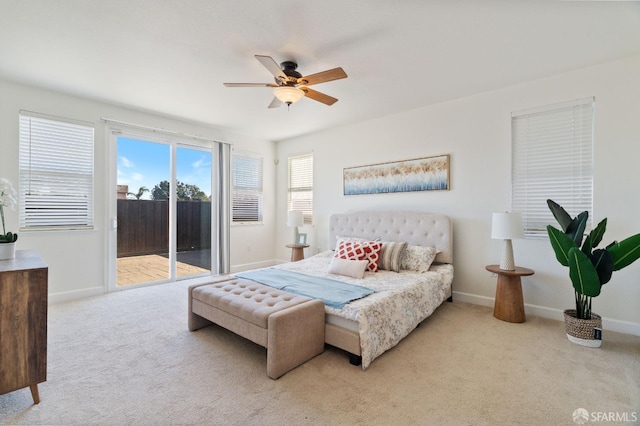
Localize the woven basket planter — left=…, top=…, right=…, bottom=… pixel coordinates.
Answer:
left=564, top=309, right=602, bottom=347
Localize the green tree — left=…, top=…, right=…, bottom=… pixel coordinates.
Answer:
left=179, top=183, right=208, bottom=201
left=151, top=180, right=207, bottom=201
left=151, top=181, right=170, bottom=200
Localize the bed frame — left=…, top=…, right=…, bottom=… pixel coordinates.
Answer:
left=325, top=210, right=453, bottom=364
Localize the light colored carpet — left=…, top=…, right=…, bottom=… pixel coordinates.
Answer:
left=1, top=280, right=638, bottom=426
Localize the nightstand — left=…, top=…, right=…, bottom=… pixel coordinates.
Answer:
left=286, top=244, right=309, bottom=262
left=486, top=264, right=534, bottom=323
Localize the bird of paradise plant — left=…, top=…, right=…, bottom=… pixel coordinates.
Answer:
left=546, top=199, right=640, bottom=319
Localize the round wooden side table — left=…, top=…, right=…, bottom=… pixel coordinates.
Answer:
left=286, top=244, right=309, bottom=262
left=485, top=264, right=535, bottom=323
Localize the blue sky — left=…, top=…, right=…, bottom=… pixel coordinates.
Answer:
left=117, top=137, right=212, bottom=199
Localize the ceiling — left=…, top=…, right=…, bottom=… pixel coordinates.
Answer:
left=1, top=1, right=640, bottom=141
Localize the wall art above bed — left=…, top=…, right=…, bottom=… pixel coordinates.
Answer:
left=343, top=154, right=450, bottom=195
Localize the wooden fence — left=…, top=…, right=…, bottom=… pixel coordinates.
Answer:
left=117, top=199, right=211, bottom=258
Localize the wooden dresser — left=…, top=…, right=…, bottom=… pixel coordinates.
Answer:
left=0, top=250, right=48, bottom=404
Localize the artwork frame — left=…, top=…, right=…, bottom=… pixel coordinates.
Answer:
left=297, top=233, right=308, bottom=245
left=343, top=154, right=450, bottom=195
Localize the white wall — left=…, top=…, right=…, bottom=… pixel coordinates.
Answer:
left=3, top=55, right=638, bottom=335
left=0, top=79, right=277, bottom=302
left=275, top=55, right=640, bottom=335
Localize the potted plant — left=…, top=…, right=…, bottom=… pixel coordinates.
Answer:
left=546, top=199, right=640, bottom=347
left=0, top=178, right=18, bottom=260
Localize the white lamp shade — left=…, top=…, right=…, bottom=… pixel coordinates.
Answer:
left=273, top=86, right=305, bottom=104
left=491, top=212, right=524, bottom=240
left=287, top=211, right=304, bottom=227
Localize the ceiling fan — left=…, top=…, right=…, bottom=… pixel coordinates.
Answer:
left=224, top=55, right=348, bottom=109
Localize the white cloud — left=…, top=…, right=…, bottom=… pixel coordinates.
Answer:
left=120, top=156, right=134, bottom=168
left=192, top=155, right=211, bottom=169
left=132, top=173, right=143, bottom=181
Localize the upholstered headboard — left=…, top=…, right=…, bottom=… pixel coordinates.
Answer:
left=329, top=210, right=453, bottom=264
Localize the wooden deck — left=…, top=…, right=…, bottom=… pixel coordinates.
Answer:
left=117, top=253, right=209, bottom=286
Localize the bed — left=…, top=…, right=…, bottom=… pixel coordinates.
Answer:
left=240, top=210, right=453, bottom=370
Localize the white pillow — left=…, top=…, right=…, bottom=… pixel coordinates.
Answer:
left=400, top=245, right=440, bottom=272
left=328, top=257, right=369, bottom=279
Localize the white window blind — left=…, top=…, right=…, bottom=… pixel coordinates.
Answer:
left=287, top=153, right=313, bottom=225
left=19, top=112, right=95, bottom=230
left=511, top=98, right=594, bottom=237
left=232, top=152, right=263, bottom=223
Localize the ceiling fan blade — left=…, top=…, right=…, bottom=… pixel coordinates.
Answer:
left=301, top=87, right=338, bottom=106
left=255, top=55, right=286, bottom=81
left=298, top=67, right=347, bottom=86
left=267, top=97, right=282, bottom=109
left=223, top=83, right=278, bottom=87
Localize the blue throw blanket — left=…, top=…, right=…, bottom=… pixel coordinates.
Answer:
left=235, top=268, right=374, bottom=309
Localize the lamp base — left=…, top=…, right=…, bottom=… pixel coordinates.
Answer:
left=499, top=239, right=516, bottom=271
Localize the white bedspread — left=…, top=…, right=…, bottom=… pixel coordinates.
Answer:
left=273, top=251, right=454, bottom=369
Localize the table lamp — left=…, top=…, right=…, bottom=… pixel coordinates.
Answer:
left=491, top=212, right=524, bottom=271
left=287, top=211, right=304, bottom=245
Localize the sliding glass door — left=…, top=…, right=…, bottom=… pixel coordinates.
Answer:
left=116, top=137, right=170, bottom=286
left=113, top=135, right=213, bottom=288
left=175, top=146, right=212, bottom=278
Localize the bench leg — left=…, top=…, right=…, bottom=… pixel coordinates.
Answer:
left=267, top=299, right=325, bottom=379
left=189, top=311, right=213, bottom=332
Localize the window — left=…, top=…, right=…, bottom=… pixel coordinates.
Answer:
left=19, top=111, right=95, bottom=230
left=232, top=152, right=263, bottom=223
left=511, top=97, right=594, bottom=237
left=287, top=152, right=313, bottom=225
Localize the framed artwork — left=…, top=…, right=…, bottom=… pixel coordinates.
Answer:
left=297, top=233, right=308, bottom=245
left=343, top=154, right=450, bottom=195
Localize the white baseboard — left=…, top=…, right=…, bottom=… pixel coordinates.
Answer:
left=452, top=291, right=495, bottom=308
left=600, top=317, right=640, bottom=337
left=452, top=291, right=640, bottom=337
left=49, top=286, right=104, bottom=304
left=229, top=260, right=278, bottom=274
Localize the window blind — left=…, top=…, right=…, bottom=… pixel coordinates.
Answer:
left=19, top=112, right=95, bottom=230
left=511, top=98, right=594, bottom=237
left=287, top=153, right=313, bottom=225
left=232, top=152, right=263, bottom=223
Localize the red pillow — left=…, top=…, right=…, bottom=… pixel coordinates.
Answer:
left=335, top=240, right=383, bottom=272
left=360, top=241, right=383, bottom=272
left=334, top=241, right=365, bottom=261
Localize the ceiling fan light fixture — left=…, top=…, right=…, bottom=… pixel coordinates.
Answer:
left=273, top=86, right=305, bottom=106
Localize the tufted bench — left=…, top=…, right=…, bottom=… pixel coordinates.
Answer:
left=188, top=276, right=325, bottom=379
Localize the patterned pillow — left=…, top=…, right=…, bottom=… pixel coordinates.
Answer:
left=359, top=241, right=383, bottom=272
left=334, top=239, right=383, bottom=272
left=334, top=240, right=366, bottom=261
left=378, top=241, right=408, bottom=273
left=400, top=245, right=440, bottom=272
